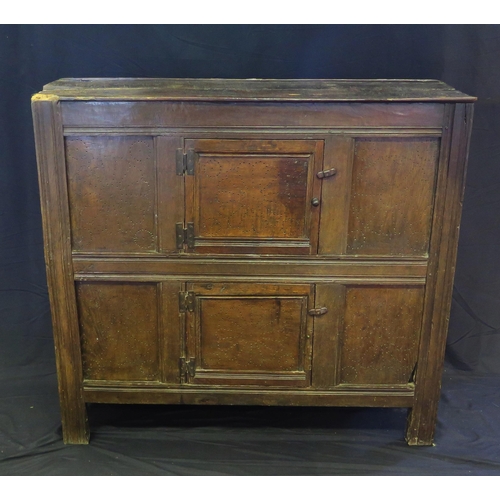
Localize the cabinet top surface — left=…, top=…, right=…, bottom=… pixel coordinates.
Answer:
left=36, top=78, right=476, bottom=102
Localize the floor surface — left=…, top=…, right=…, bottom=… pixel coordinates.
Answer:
left=1, top=365, right=499, bottom=475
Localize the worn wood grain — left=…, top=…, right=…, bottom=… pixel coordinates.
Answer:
left=318, top=137, right=354, bottom=254
left=59, top=101, right=446, bottom=129
left=66, top=136, right=157, bottom=253
left=83, top=387, right=414, bottom=407
left=184, top=139, right=322, bottom=255
left=347, top=137, right=440, bottom=256
left=41, top=78, right=475, bottom=102
left=339, top=285, right=424, bottom=385
left=72, top=257, right=428, bottom=278
left=32, top=79, right=475, bottom=445
left=156, top=136, right=184, bottom=253
left=311, top=283, right=345, bottom=388
left=184, top=282, right=313, bottom=387
left=159, top=281, right=183, bottom=385
left=32, top=96, right=89, bottom=444
left=406, top=103, right=475, bottom=445
left=77, top=282, right=160, bottom=381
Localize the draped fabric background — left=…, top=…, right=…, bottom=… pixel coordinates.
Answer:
left=1, top=25, right=499, bottom=475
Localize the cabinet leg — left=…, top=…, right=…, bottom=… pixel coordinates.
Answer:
left=405, top=405, right=436, bottom=446
left=61, top=402, right=90, bottom=445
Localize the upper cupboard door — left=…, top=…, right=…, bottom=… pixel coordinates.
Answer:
left=65, top=135, right=183, bottom=254
left=184, top=139, right=324, bottom=255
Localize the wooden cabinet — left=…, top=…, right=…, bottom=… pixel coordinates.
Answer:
left=32, top=79, right=475, bottom=445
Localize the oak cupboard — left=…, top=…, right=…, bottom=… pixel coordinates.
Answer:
left=31, top=79, right=475, bottom=445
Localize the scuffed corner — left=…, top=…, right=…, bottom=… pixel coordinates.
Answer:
left=31, top=92, right=59, bottom=103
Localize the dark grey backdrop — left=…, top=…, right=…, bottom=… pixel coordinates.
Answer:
left=1, top=25, right=499, bottom=475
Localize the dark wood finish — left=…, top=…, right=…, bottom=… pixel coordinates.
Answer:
left=318, top=137, right=354, bottom=255
left=184, top=139, right=323, bottom=255
left=77, top=282, right=160, bottom=381
left=311, top=283, right=345, bottom=388
left=83, top=387, right=414, bottom=407
left=32, top=79, right=475, bottom=446
left=406, top=103, right=475, bottom=445
left=72, top=257, right=428, bottom=279
left=32, top=96, right=89, bottom=444
left=184, top=282, right=313, bottom=387
left=347, top=138, right=440, bottom=256
left=60, top=101, right=446, bottom=129
left=160, top=281, right=183, bottom=385
left=340, top=285, right=424, bottom=385
left=156, top=136, right=184, bottom=253
left=66, top=136, right=157, bottom=253
left=43, top=78, right=474, bottom=102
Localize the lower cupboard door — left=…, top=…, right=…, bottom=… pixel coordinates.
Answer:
left=183, top=282, right=315, bottom=387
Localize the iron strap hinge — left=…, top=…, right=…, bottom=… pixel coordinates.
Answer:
left=179, top=291, right=195, bottom=313
left=176, top=148, right=195, bottom=175
left=308, top=306, right=328, bottom=316
left=175, top=222, right=195, bottom=249
left=180, top=357, right=196, bottom=377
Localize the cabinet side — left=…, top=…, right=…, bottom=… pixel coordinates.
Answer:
left=32, top=94, right=89, bottom=444
left=406, top=102, right=474, bottom=445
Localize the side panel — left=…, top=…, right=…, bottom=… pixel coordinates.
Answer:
left=32, top=96, right=89, bottom=444
left=406, top=103, right=475, bottom=445
left=347, top=137, right=440, bottom=257
left=66, top=136, right=157, bottom=254
left=339, top=285, right=425, bottom=385
left=77, top=282, right=160, bottom=382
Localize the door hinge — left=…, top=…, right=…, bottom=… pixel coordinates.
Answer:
left=316, top=168, right=337, bottom=179
left=180, top=357, right=196, bottom=377
left=176, top=148, right=195, bottom=175
left=179, top=291, right=195, bottom=312
left=308, top=306, right=328, bottom=316
left=175, top=222, right=195, bottom=249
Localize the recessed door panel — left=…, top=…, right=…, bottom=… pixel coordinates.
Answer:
left=185, top=139, right=324, bottom=254
left=184, top=282, right=314, bottom=387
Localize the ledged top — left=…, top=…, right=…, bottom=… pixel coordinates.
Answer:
left=35, top=78, right=476, bottom=102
